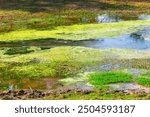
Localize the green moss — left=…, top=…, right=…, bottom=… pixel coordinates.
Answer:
left=0, top=47, right=103, bottom=79
left=135, top=76, right=150, bottom=87
left=0, top=19, right=150, bottom=41
left=8, top=64, right=56, bottom=79
left=1, top=46, right=150, bottom=80
left=88, top=72, right=132, bottom=86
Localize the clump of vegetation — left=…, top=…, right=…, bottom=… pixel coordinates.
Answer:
left=88, top=72, right=132, bottom=86
left=4, top=47, right=41, bottom=55
left=135, top=76, right=150, bottom=87
left=142, top=71, right=150, bottom=77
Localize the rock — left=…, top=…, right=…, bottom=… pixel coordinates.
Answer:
left=130, top=32, right=144, bottom=40
left=18, top=90, right=26, bottom=95
left=76, top=86, right=94, bottom=94
left=130, top=27, right=150, bottom=40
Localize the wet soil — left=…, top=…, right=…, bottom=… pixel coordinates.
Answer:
left=0, top=85, right=94, bottom=100
left=1, top=82, right=150, bottom=99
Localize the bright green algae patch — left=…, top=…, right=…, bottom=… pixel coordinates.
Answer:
left=0, top=19, right=150, bottom=41
left=135, top=71, right=150, bottom=86
left=88, top=72, right=132, bottom=86
left=135, top=76, right=150, bottom=87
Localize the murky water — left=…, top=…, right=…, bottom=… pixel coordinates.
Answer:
left=0, top=78, right=60, bottom=91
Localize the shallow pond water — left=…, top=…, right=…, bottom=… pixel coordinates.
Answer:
left=1, top=34, right=150, bottom=51
left=0, top=78, right=61, bottom=91
left=85, top=35, right=150, bottom=50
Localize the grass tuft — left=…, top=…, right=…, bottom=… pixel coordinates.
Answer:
left=89, top=72, right=132, bottom=86
left=135, top=76, right=150, bottom=87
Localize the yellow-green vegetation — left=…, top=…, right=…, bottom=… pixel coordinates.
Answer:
left=1, top=46, right=150, bottom=81
left=88, top=72, right=132, bottom=86
left=0, top=19, right=150, bottom=41
left=0, top=47, right=103, bottom=79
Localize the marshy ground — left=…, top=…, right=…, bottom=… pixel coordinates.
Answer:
left=1, top=0, right=150, bottom=100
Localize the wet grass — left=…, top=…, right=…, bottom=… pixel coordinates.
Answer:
left=88, top=72, right=132, bottom=86
left=135, top=76, right=150, bottom=87
left=134, top=70, right=150, bottom=86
